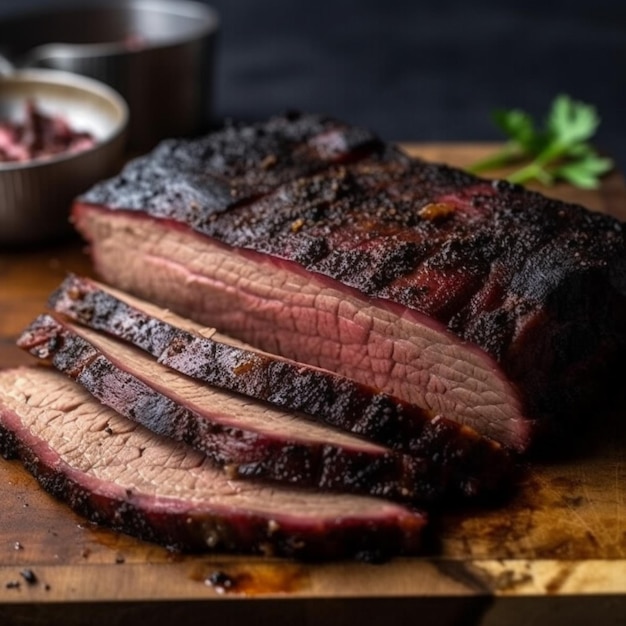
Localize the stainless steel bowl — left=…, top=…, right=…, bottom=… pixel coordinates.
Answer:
left=0, top=0, right=219, bottom=151
left=0, top=69, right=128, bottom=246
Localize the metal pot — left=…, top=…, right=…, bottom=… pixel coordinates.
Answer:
left=0, top=0, right=219, bottom=151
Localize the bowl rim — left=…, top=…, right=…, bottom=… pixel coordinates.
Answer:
left=2, top=0, right=220, bottom=62
left=0, top=68, right=129, bottom=172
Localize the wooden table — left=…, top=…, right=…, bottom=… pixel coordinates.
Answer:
left=0, top=145, right=624, bottom=626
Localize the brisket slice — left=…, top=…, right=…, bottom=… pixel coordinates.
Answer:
left=0, top=367, right=425, bottom=560
left=73, top=112, right=626, bottom=451
left=48, top=274, right=511, bottom=496
left=18, top=314, right=482, bottom=504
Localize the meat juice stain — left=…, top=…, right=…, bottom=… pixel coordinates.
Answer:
left=83, top=524, right=179, bottom=563
left=189, top=562, right=308, bottom=596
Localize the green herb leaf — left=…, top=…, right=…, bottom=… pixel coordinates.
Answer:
left=493, top=108, right=540, bottom=152
left=468, top=94, right=613, bottom=189
left=547, top=94, right=600, bottom=148
left=554, top=155, right=614, bottom=189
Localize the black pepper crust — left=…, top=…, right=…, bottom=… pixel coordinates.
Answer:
left=81, top=112, right=387, bottom=229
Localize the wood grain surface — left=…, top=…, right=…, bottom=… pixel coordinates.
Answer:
left=0, top=145, right=625, bottom=626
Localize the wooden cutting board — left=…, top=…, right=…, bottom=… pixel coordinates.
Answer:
left=1, top=145, right=624, bottom=626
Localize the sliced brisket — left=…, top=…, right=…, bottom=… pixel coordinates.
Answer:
left=19, top=313, right=487, bottom=503
left=47, top=274, right=511, bottom=498
left=0, top=367, right=425, bottom=560
left=73, top=112, right=626, bottom=451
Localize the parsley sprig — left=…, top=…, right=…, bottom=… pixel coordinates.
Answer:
left=468, top=95, right=613, bottom=188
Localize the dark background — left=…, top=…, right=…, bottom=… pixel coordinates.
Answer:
left=2, top=0, right=625, bottom=170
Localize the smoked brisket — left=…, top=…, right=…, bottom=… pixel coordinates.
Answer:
left=0, top=367, right=426, bottom=560
left=73, top=112, right=626, bottom=450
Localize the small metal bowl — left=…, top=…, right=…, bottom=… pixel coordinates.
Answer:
left=0, top=69, right=128, bottom=246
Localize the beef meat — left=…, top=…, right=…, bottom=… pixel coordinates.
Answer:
left=19, top=313, right=488, bottom=503
left=72, top=112, right=626, bottom=451
left=0, top=367, right=425, bottom=559
left=47, top=274, right=512, bottom=499
left=0, top=99, right=95, bottom=163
